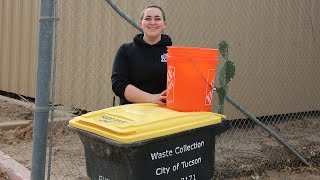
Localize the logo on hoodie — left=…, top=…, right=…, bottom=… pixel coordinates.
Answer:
left=161, top=53, right=167, bottom=63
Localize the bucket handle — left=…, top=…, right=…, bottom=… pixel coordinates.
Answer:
left=187, top=57, right=216, bottom=91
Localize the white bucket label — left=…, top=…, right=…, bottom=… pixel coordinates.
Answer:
left=167, top=66, right=175, bottom=103
left=205, top=69, right=215, bottom=105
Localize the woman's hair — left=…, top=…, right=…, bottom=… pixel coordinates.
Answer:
left=140, top=5, right=166, bottom=21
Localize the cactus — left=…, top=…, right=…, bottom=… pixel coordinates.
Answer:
left=217, top=40, right=236, bottom=114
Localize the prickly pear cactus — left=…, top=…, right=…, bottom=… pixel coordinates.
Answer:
left=217, top=40, right=236, bottom=114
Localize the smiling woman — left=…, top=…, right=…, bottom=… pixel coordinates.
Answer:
left=139, top=5, right=167, bottom=45
left=111, top=5, right=172, bottom=105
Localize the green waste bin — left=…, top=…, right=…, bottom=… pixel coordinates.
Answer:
left=69, top=103, right=229, bottom=180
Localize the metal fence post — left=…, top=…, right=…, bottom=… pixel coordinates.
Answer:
left=31, top=0, right=55, bottom=179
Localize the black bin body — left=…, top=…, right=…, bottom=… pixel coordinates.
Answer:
left=71, top=120, right=229, bottom=180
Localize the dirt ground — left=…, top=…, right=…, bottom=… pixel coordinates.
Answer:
left=0, top=170, right=9, bottom=180
left=0, top=97, right=319, bottom=180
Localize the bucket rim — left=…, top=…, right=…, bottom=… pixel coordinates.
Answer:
left=167, top=46, right=218, bottom=51
left=167, top=55, right=218, bottom=61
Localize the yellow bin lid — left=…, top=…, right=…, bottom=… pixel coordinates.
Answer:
left=69, top=103, right=225, bottom=143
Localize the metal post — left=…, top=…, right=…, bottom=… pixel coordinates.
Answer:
left=31, top=0, right=55, bottom=179
left=225, top=95, right=311, bottom=167
left=105, top=0, right=143, bottom=32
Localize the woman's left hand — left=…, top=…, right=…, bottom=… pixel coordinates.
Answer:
left=152, top=90, right=167, bottom=106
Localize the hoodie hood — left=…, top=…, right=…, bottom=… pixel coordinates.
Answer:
left=133, top=34, right=172, bottom=48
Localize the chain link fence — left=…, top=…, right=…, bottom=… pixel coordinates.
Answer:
left=46, top=0, right=320, bottom=179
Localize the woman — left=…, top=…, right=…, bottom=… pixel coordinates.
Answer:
left=111, top=5, right=172, bottom=105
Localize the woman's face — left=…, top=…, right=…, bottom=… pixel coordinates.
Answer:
left=140, top=7, right=167, bottom=41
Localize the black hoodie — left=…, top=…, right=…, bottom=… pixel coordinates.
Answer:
left=111, top=34, right=173, bottom=105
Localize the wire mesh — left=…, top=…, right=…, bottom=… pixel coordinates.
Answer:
left=48, top=0, right=320, bottom=179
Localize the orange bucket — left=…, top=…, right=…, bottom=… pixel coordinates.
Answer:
left=166, top=46, right=219, bottom=112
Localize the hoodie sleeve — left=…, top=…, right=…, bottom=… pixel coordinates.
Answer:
left=111, top=44, right=130, bottom=98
